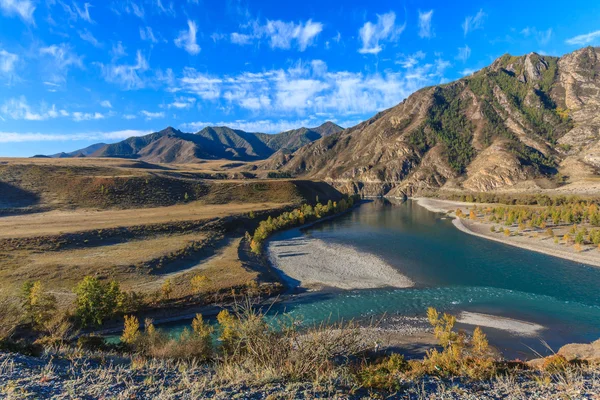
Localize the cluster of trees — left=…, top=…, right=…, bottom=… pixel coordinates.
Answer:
left=443, top=192, right=600, bottom=208
left=250, top=195, right=359, bottom=254
left=479, top=202, right=600, bottom=228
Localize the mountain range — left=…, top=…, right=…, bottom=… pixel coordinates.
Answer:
left=45, top=47, right=600, bottom=196
left=275, top=47, right=600, bottom=196
left=47, top=122, right=343, bottom=163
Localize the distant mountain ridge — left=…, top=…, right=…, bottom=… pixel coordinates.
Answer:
left=276, top=47, right=600, bottom=196
left=50, top=122, right=342, bottom=163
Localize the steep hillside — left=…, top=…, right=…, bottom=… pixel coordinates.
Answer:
left=280, top=47, right=600, bottom=197
left=65, top=122, right=343, bottom=164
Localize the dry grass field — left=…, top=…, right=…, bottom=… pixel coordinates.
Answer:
left=0, top=157, right=343, bottom=314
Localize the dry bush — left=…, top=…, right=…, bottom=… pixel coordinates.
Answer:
left=215, top=303, right=365, bottom=383
left=0, top=297, right=20, bottom=342
left=355, top=353, right=408, bottom=391
left=414, top=308, right=497, bottom=380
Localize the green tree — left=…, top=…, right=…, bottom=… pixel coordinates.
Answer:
left=75, top=277, right=122, bottom=327
left=20, top=281, right=57, bottom=328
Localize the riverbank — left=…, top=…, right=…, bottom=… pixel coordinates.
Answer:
left=415, top=197, right=600, bottom=268
left=267, top=228, right=414, bottom=290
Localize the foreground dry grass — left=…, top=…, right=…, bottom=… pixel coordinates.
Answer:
left=2, top=351, right=599, bottom=399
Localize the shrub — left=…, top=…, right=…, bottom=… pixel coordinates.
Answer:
left=161, top=279, right=173, bottom=300
left=121, top=315, right=141, bottom=345
left=0, top=297, right=20, bottom=342
left=356, top=354, right=408, bottom=390
left=541, top=354, right=569, bottom=373
left=191, top=275, right=210, bottom=294
left=420, top=308, right=496, bottom=380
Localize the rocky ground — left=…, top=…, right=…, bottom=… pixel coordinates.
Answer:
left=1, top=351, right=599, bottom=399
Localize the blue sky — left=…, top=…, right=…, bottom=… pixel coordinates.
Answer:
left=1, top=0, right=599, bottom=157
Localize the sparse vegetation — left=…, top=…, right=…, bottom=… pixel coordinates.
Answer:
left=250, top=194, right=360, bottom=254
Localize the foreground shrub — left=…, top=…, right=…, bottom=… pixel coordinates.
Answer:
left=355, top=353, right=408, bottom=391
left=418, top=308, right=497, bottom=380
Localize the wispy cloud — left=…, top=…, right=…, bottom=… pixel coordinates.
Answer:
left=178, top=56, right=450, bottom=117
left=521, top=27, right=553, bottom=45
left=456, top=45, right=471, bottom=62
left=462, top=9, right=486, bottom=36
left=182, top=119, right=321, bottom=133
left=0, top=0, right=35, bottom=24
left=167, top=96, right=196, bottom=109
left=418, top=10, right=434, bottom=39
left=111, top=0, right=144, bottom=19
left=565, top=30, right=600, bottom=45
left=1, top=96, right=65, bottom=121
left=154, top=0, right=175, bottom=17
left=39, top=44, right=83, bottom=83
left=141, top=110, right=165, bottom=120
left=0, top=130, right=151, bottom=143
left=99, top=50, right=149, bottom=89
left=140, top=26, right=158, bottom=43
left=0, top=49, right=18, bottom=78
left=72, top=111, right=105, bottom=121
left=227, top=19, right=323, bottom=51
left=100, top=100, right=112, bottom=108
left=175, top=20, right=201, bottom=55
left=79, top=29, right=102, bottom=47
left=358, top=11, right=404, bottom=54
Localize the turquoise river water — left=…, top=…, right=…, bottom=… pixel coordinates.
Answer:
left=143, top=199, right=600, bottom=357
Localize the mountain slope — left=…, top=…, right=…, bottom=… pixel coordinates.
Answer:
left=75, top=122, right=342, bottom=164
left=279, top=47, right=600, bottom=196
left=51, top=143, right=108, bottom=158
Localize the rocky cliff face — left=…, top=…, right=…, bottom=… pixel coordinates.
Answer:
left=279, top=47, right=600, bottom=197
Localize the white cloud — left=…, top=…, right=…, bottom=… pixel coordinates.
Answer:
left=123, top=114, right=137, bottom=120
left=72, top=111, right=105, bottom=121
left=154, top=0, right=175, bottom=16
left=0, top=129, right=151, bottom=143
left=79, top=29, right=101, bottom=47
left=231, top=32, right=253, bottom=45
left=167, top=96, right=196, bottom=109
left=456, top=45, right=471, bottom=62
left=141, top=110, right=165, bottom=120
left=0, top=49, right=18, bottom=75
left=39, top=43, right=83, bottom=83
left=74, top=2, right=93, bottom=22
left=112, top=0, right=144, bottom=19
left=228, top=19, right=323, bottom=51
left=175, top=20, right=201, bottom=55
left=418, top=10, right=434, bottom=39
left=396, top=51, right=426, bottom=68
left=565, top=30, right=600, bottom=45
left=100, top=100, right=112, bottom=108
left=521, top=27, right=553, bottom=45
left=182, top=119, right=319, bottom=133
left=358, top=12, right=404, bottom=55
left=178, top=56, right=450, bottom=117
left=0, top=0, right=35, bottom=24
left=99, top=50, right=149, bottom=89
left=110, top=42, right=127, bottom=59
left=140, top=26, right=158, bottom=43
left=462, top=9, right=486, bottom=36
left=461, top=68, right=478, bottom=76
left=1, top=97, right=65, bottom=121
left=267, top=19, right=323, bottom=51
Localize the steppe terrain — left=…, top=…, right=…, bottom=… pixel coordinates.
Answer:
left=0, top=157, right=342, bottom=314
